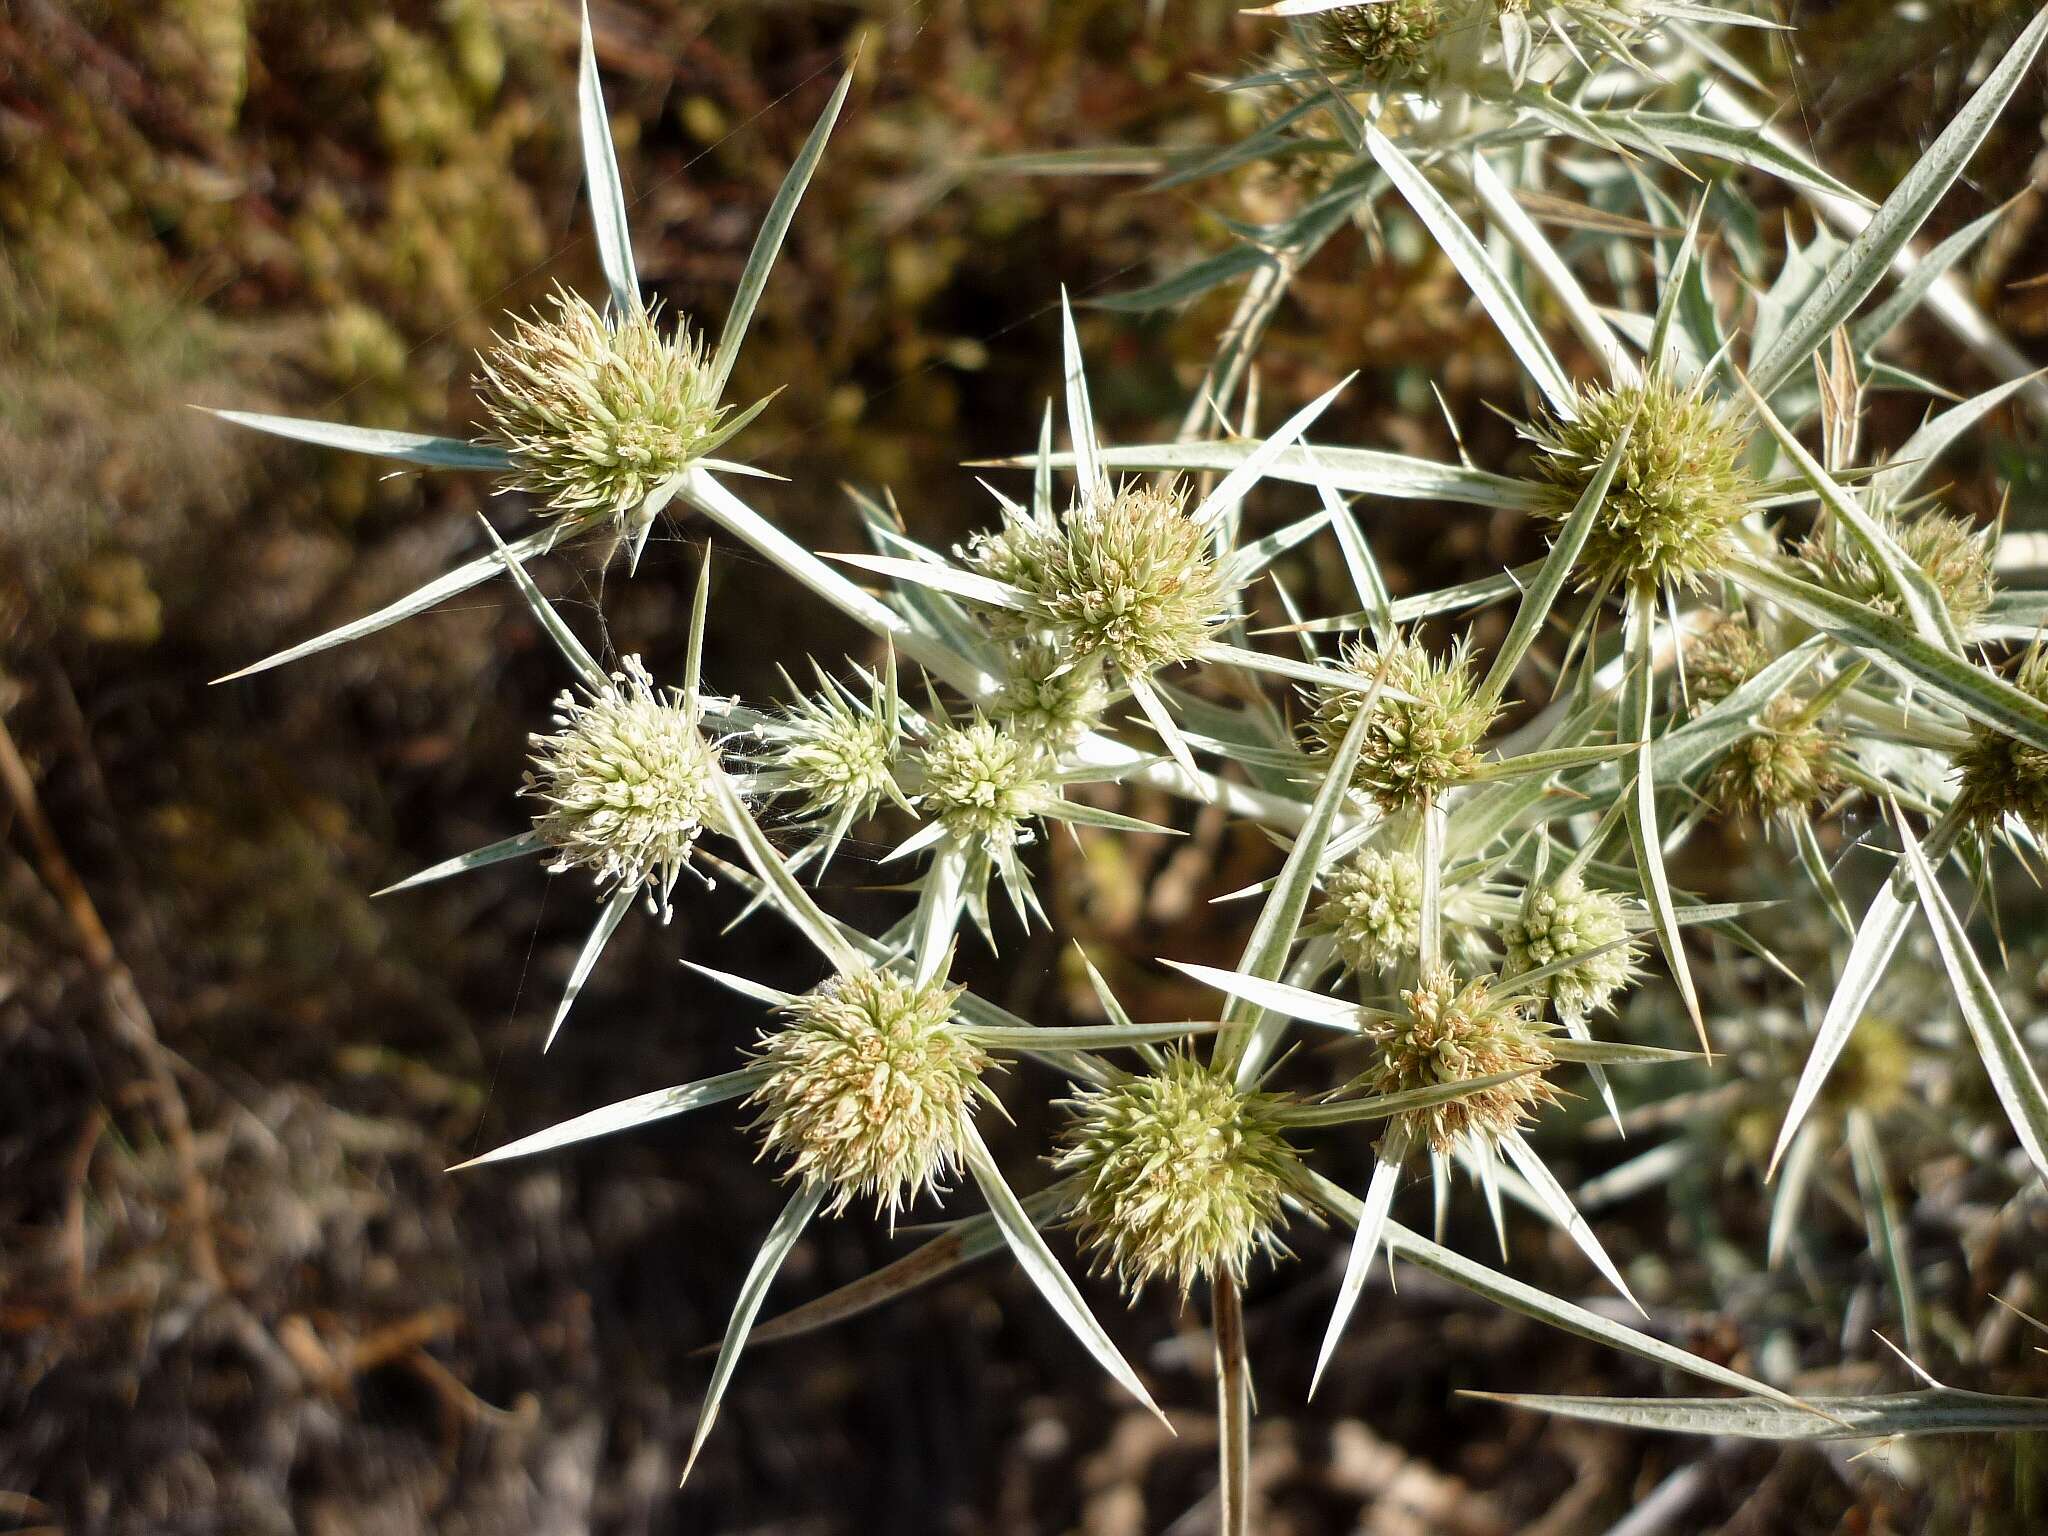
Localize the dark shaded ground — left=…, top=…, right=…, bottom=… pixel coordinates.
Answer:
left=4, top=2, right=2047, bottom=1532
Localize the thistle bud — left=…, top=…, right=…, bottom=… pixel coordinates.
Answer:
left=524, top=657, right=717, bottom=913
left=750, top=969, right=994, bottom=1220
left=1055, top=1054, right=1302, bottom=1298
left=1501, top=875, right=1643, bottom=1020
left=1314, top=1, right=1442, bottom=78
left=1316, top=849, right=1425, bottom=976
left=913, top=718, right=1051, bottom=851
left=1528, top=376, right=1754, bottom=593
left=1360, top=965, right=1560, bottom=1154
left=1683, top=617, right=1840, bottom=822
left=1956, top=649, right=2048, bottom=836
left=477, top=288, right=728, bottom=524
left=1307, top=635, right=1495, bottom=810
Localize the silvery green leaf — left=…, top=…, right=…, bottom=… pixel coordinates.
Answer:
left=1216, top=505, right=1333, bottom=590
left=1868, top=372, right=2045, bottom=508
left=1500, top=1129, right=1640, bottom=1312
left=1463, top=743, right=1635, bottom=784
left=1225, top=699, right=1377, bottom=1084
left=1091, top=245, right=1272, bottom=313
left=577, top=3, right=639, bottom=319
left=1041, top=799, right=1183, bottom=837
left=375, top=831, right=546, bottom=897
left=449, top=1066, right=768, bottom=1170
left=476, top=514, right=609, bottom=690
left=1192, top=373, right=1355, bottom=528
left=214, top=515, right=599, bottom=683
left=1060, top=289, right=1103, bottom=493
left=546, top=885, right=636, bottom=1051
left=1747, top=8, right=2048, bottom=397
left=709, top=62, right=856, bottom=396
left=1275, top=1073, right=1538, bottom=1128
left=207, top=410, right=512, bottom=470
left=1164, top=960, right=1364, bottom=1032
left=743, top=1179, right=1079, bottom=1348
left=1588, top=111, right=1865, bottom=207
left=1473, top=1387, right=2048, bottom=1440
left=1767, top=1119, right=1821, bottom=1267
left=1477, top=422, right=1632, bottom=713
left=962, top=1121, right=1165, bottom=1422
left=1544, top=1038, right=1699, bottom=1067
left=1730, top=554, right=2048, bottom=751
left=1198, top=641, right=1369, bottom=692
left=824, top=551, right=1037, bottom=612
left=1848, top=1107, right=1926, bottom=1359
left=1623, top=595, right=1706, bottom=1051
left=1898, top=814, right=2048, bottom=1183
left=1644, top=637, right=1827, bottom=784
left=1126, top=672, right=1201, bottom=784
left=1314, top=1133, right=1407, bottom=1395
left=1851, top=199, right=2016, bottom=360
left=680, top=960, right=798, bottom=1009
left=1467, top=151, right=1634, bottom=386
left=682, top=1181, right=825, bottom=1485
left=1364, top=125, right=1575, bottom=413
left=960, top=1021, right=1219, bottom=1051
left=1046, top=442, right=1540, bottom=510
left=1742, top=385, right=1958, bottom=651
left=709, top=768, right=864, bottom=975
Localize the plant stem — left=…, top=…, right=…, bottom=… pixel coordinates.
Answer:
left=1213, top=1270, right=1252, bottom=1536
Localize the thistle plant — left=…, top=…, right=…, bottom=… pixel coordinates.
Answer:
left=213, top=3, right=2048, bottom=1526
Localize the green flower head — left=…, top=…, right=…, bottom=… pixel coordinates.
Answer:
left=477, top=287, right=728, bottom=524
left=1315, top=1, right=1442, bottom=79
left=1055, top=1053, right=1302, bottom=1298
left=1529, top=376, right=1756, bottom=593
left=1801, top=507, right=1997, bottom=632
left=761, top=680, right=898, bottom=825
left=914, top=717, right=1052, bottom=851
left=1316, top=848, right=1425, bottom=976
left=990, top=640, right=1109, bottom=754
left=1956, top=648, right=2048, bottom=836
left=1502, top=874, right=1644, bottom=1019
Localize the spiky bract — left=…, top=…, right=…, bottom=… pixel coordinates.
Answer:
left=477, top=288, right=728, bottom=523
left=750, top=969, right=993, bottom=1220
left=1502, top=875, right=1643, bottom=1019
left=1315, top=1, right=1442, bottom=77
left=968, top=481, right=1230, bottom=674
left=1956, top=649, right=2048, bottom=835
left=1308, top=634, right=1495, bottom=809
left=1528, top=376, right=1755, bottom=593
left=1055, top=1053, right=1302, bottom=1298
left=1360, top=965, right=1560, bottom=1154
left=1800, top=507, right=1997, bottom=631
left=914, top=717, right=1050, bottom=850
left=991, top=641, right=1108, bottom=753
left=1317, top=849, right=1425, bottom=975
left=524, top=657, right=717, bottom=913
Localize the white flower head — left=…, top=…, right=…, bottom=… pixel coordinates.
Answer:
left=1502, top=874, right=1644, bottom=1019
left=1316, top=849, right=1425, bottom=975
left=913, top=716, right=1053, bottom=854
left=524, top=656, right=718, bottom=915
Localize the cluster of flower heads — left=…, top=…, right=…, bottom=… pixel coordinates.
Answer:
left=749, top=968, right=996, bottom=1221
left=1683, top=615, right=1843, bottom=823
left=1308, top=633, right=1496, bottom=809
left=1055, top=1053, right=1304, bottom=1297
left=524, top=656, right=720, bottom=915
left=1360, top=965, right=1563, bottom=1155
left=477, top=289, right=732, bottom=525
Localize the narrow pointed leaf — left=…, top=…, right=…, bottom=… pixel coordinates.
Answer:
left=546, top=886, right=636, bottom=1050
left=577, top=3, right=639, bottom=318
left=451, top=1066, right=768, bottom=1169
left=1475, top=1388, right=2048, bottom=1441
left=376, top=830, right=545, bottom=896
left=1314, top=1143, right=1406, bottom=1395
left=208, top=410, right=511, bottom=470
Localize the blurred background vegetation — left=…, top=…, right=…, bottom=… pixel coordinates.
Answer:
left=3, top=2, right=2046, bottom=1532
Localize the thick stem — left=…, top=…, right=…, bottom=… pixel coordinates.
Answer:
left=1212, top=1270, right=1252, bottom=1536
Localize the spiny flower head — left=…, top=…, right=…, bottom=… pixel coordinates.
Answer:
left=524, top=656, right=717, bottom=914
left=1359, top=965, right=1560, bottom=1154
left=1528, top=376, right=1755, bottom=593
left=913, top=717, right=1051, bottom=850
left=759, top=679, right=898, bottom=824
left=1316, top=848, right=1425, bottom=975
left=1055, top=1053, right=1302, bottom=1298
left=1501, top=874, right=1644, bottom=1020
left=1956, top=648, right=2048, bottom=836
left=477, top=288, right=729, bottom=524
left=749, top=969, right=994, bottom=1220
left=1307, top=634, right=1495, bottom=810
left=968, top=480, right=1231, bottom=674
left=1685, top=612, right=1773, bottom=707
left=990, top=641, right=1108, bottom=753
left=1705, top=696, right=1840, bottom=822
left=1315, top=0, right=1442, bottom=78
left=1800, top=507, right=1998, bottom=631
